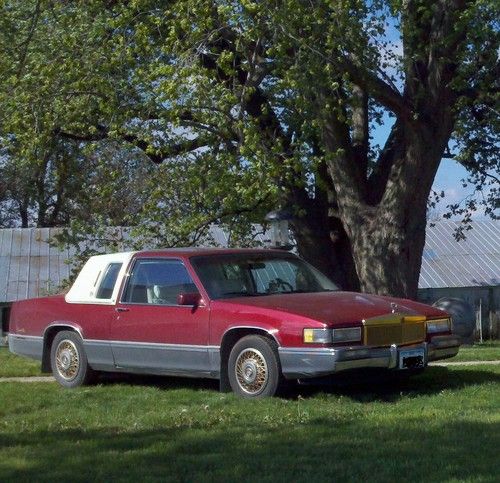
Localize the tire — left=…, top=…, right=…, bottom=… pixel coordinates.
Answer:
left=50, top=331, right=94, bottom=388
left=228, top=335, right=281, bottom=398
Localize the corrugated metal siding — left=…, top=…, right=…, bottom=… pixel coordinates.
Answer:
left=420, top=221, right=500, bottom=289
left=0, top=228, right=71, bottom=302
left=0, top=220, right=498, bottom=302
left=0, top=225, right=270, bottom=302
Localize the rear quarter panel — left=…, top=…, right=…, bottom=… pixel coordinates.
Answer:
left=9, top=295, right=113, bottom=340
left=9, top=294, right=117, bottom=370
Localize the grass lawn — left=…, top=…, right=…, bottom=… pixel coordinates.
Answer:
left=0, top=347, right=41, bottom=377
left=0, top=365, right=499, bottom=482
left=451, top=341, right=500, bottom=363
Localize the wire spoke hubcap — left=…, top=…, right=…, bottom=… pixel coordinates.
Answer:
left=235, top=348, right=268, bottom=395
left=55, top=340, right=80, bottom=381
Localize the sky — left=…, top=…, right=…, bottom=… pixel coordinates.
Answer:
left=433, top=159, right=472, bottom=212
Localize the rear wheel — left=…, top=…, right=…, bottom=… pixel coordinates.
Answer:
left=228, top=335, right=281, bottom=398
left=50, top=331, right=94, bottom=388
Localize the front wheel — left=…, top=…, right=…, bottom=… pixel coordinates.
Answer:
left=50, top=331, right=94, bottom=388
left=228, top=335, right=281, bottom=398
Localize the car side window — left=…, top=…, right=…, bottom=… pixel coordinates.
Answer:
left=95, top=263, right=122, bottom=299
left=122, top=258, right=199, bottom=305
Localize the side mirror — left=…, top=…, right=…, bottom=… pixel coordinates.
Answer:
left=177, top=292, right=202, bottom=306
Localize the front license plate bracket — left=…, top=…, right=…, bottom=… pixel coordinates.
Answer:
left=398, top=348, right=425, bottom=370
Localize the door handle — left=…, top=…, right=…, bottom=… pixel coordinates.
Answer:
left=115, top=307, right=130, bottom=313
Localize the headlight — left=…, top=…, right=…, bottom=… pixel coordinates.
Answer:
left=332, top=327, right=362, bottom=343
left=303, top=327, right=361, bottom=344
left=303, top=328, right=332, bottom=343
left=426, top=318, right=451, bottom=333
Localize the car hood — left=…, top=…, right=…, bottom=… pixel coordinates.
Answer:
left=218, top=291, right=447, bottom=325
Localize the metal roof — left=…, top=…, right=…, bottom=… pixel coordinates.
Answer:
left=0, top=221, right=498, bottom=302
left=420, top=220, right=500, bottom=289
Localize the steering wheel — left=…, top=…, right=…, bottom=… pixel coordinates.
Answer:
left=267, top=277, right=294, bottom=293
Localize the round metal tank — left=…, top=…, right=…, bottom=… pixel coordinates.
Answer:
left=432, top=297, right=475, bottom=339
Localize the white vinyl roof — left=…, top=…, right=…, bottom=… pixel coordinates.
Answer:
left=65, top=252, right=135, bottom=304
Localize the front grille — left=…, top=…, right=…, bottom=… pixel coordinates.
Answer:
left=364, top=321, right=425, bottom=347
left=403, top=322, right=426, bottom=344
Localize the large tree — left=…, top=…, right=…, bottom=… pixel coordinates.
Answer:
left=0, top=0, right=498, bottom=297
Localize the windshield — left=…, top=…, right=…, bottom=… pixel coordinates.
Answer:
left=191, top=253, right=338, bottom=299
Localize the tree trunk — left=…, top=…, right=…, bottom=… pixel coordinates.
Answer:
left=345, top=203, right=427, bottom=298
left=19, top=202, right=29, bottom=228
left=293, top=215, right=360, bottom=291
left=321, top=126, right=443, bottom=299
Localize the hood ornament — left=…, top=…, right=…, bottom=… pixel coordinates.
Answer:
left=390, top=302, right=398, bottom=314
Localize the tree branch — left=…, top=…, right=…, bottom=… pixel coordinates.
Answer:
left=367, top=120, right=406, bottom=205
left=351, top=84, right=369, bottom=173
left=16, top=0, right=42, bottom=79
left=54, top=126, right=108, bottom=142
left=337, top=56, right=412, bottom=123
left=198, top=23, right=314, bottom=210
left=322, top=113, right=366, bottom=205
left=55, top=126, right=212, bottom=164
left=184, top=193, right=272, bottom=243
left=276, top=22, right=412, bottom=122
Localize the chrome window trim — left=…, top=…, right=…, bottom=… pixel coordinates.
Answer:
left=116, top=301, right=206, bottom=309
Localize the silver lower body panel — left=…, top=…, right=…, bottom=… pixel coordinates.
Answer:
left=8, top=334, right=43, bottom=361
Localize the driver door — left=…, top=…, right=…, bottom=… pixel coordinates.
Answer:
left=110, top=257, right=210, bottom=375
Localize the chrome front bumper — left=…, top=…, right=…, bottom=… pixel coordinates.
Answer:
left=278, top=335, right=461, bottom=379
left=427, top=335, right=462, bottom=361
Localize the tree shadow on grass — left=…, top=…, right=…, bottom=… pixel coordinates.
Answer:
left=284, top=366, right=500, bottom=402
left=0, top=418, right=498, bottom=482
left=96, top=371, right=220, bottom=392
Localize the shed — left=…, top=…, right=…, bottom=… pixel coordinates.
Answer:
left=417, top=220, right=500, bottom=339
